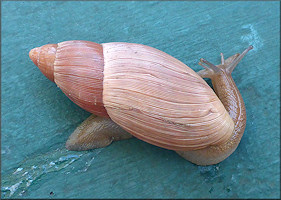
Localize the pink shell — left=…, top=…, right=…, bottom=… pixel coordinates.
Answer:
left=30, top=41, right=235, bottom=151
left=54, top=41, right=108, bottom=117
left=102, top=42, right=234, bottom=151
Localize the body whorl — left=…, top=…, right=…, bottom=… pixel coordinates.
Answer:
left=102, top=42, right=234, bottom=151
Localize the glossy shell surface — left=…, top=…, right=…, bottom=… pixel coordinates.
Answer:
left=102, top=42, right=234, bottom=151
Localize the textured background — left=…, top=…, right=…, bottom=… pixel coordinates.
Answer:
left=1, top=1, right=280, bottom=199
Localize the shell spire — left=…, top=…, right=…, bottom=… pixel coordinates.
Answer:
left=29, top=41, right=109, bottom=117
left=29, top=44, right=57, bottom=82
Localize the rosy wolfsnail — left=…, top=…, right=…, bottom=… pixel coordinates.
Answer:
left=29, top=40, right=253, bottom=165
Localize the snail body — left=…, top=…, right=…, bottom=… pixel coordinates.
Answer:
left=29, top=40, right=252, bottom=165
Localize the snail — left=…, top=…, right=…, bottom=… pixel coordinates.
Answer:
left=29, top=40, right=253, bottom=165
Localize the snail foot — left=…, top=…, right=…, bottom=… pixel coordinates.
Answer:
left=66, top=115, right=132, bottom=151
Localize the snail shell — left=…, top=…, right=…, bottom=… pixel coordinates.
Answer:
left=29, top=40, right=235, bottom=151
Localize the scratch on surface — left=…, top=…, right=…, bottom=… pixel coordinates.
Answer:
left=241, top=24, right=263, bottom=51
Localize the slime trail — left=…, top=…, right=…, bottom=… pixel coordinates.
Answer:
left=1, top=148, right=102, bottom=198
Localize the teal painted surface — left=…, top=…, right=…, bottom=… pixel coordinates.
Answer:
left=1, top=1, right=280, bottom=198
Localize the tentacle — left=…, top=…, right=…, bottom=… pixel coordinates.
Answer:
left=220, top=53, right=225, bottom=65
left=197, top=58, right=222, bottom=79
left=197, top=46, right=253, bottom=78
left=226, top=45, right=253, bottom=74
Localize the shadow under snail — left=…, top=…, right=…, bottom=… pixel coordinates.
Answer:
left=29, top=40, right=253, bottom=165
